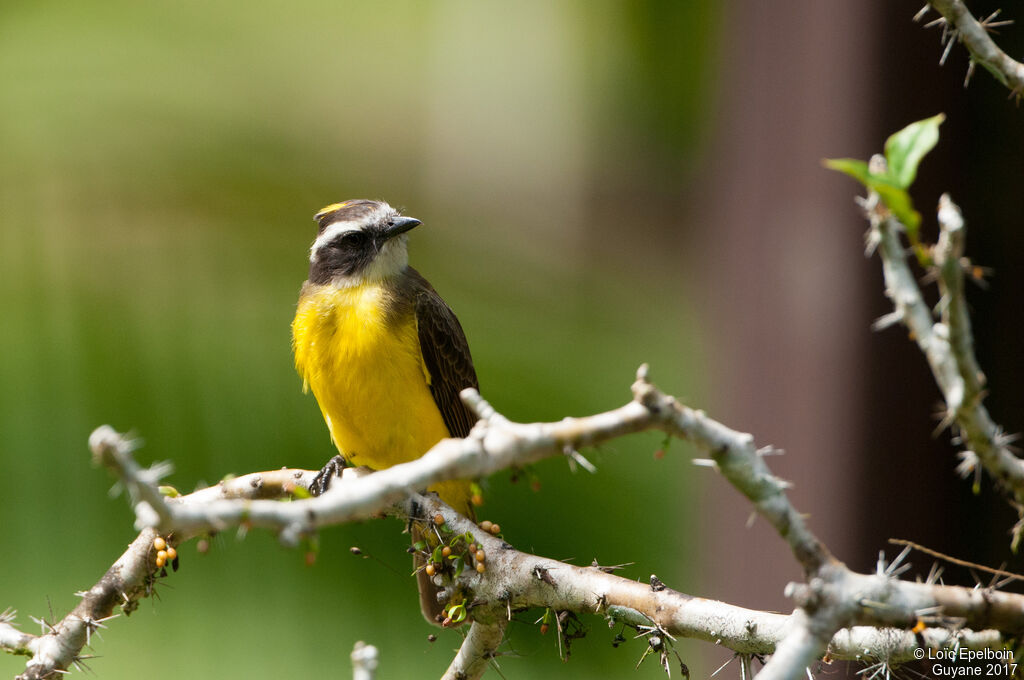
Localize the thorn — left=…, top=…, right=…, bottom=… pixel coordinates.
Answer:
left=872, top=310, right=904, bottom=332
left=979, top=10, right=1014, bottom=33
left=964, top=60, right=976, bottom=87
left=885, top=545, right=913, bottom=577
left=564, top=446, right=597, bottom=474
left=940, top=28, right=960, bottom=66
left=926, top=562, right=945, bottom=585
left=636, top=363, right=650, bottom=381
left=932, top=408, right=957, bottom=438
left=30, top=616, right=56, bottom=635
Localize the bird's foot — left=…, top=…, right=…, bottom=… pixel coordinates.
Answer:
left=309, top=454, right=349, bottom=496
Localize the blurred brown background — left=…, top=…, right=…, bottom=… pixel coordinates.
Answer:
left=2, top=1, right=1021, bottom=677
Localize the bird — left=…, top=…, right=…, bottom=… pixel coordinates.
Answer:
left=291, top=199, right=479, bottom=623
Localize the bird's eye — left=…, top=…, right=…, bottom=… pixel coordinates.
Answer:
left=334, top=232, right=366, bottom=248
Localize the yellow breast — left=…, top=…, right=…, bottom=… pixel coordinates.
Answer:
left=292, top=282, right=469, bottom=510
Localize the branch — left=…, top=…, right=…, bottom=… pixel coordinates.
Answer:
left=11, top=529, right=158, bottom=679
left=12, top=367, right=1017, bottom=677
left=90, top=367, right=831, bottom=578
left=417, top=494, right=1010, bottom=675
left=6, top=467, right=311, bottom=678
left=749, top=184, right=1024, bottom=680
left=442, top=621, right=507, bottom=680
left=923, top=0, right=1024, bottom=95
left=0, top=609, right=34, bottom=657
left=351, top=641, right=379, bottom=680
left=862, top=189, right=1024, bottom=522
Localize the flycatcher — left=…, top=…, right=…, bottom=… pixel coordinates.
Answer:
left=291, top=199, right=478, bottom=622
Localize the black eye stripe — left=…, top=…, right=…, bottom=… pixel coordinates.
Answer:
left=329, top=231, right=368, bottom=249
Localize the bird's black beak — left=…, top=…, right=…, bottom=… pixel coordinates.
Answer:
left=383, top=216, right=421, bottom=240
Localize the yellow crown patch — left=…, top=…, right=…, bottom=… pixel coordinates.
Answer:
left=314, top=201, right=350, bottom=221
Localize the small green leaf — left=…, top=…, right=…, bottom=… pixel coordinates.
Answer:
left=823, top=158, right=921, bottom=237
left=452, top=557, right=464, bottom=579
left=822, top=157, right=871, bottom=185
left=873, top=184, right=921, bottom=236
left=884, top=113, right=944, bottom=189
left=431, top=545, right=444, bottom=563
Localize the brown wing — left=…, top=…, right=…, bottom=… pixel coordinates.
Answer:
left=408, top=268, right=479, bottom=438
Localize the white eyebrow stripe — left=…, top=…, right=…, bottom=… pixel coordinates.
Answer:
left=310, top=220, right=364, bottom=261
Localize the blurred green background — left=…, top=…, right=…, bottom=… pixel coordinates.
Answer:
left=1, top=2, right=712, bottom=677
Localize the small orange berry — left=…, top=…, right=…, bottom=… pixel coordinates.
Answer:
left=153, top=537, right=167, bottom=551
left=425, top=564, right=436, bottom=577
left=442, top=546, right=452, bottom=558
left=434, top=513, right=445, bottom=526
left=166, top=546, right=177, bottom=560
left=155, top=556, right=166, bottom=568
left=479, top=520, right=493, bottom=533
left=157, top=550, right=168, bottom=561
left=475, top=550, right=485, bottom=562
left=540, top=623, right=549, bottom=635
left=488, top=523, right=500, bottom=535
left=471, top=494, right=484, bottom=506
left=475, top=563, right=486, bottom=573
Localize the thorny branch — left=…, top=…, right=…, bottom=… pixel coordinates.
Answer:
left=744, top=176, right=1024, bottom=680
left=3, top=366, right=1018, bottom=678
left=0, top=470, right=316, bottom=680
left=418, top=493, right=1008, bottom=680
left=441, top=621, right=507, bottom=680
left=861, top=184, right=1024, bottom=537
left=921, top=0, right=1024, bottom=95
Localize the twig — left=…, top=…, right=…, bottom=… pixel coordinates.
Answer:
left=87, top=367, right=832, bottom=578
left=9, top=367, right=1018, bottom=677
left=924, top=0, right=1024, bottom=97
left=12, top=530, right=160, bottom=680
left=442, top=621, right=507, bottom=680
left=7, top=468, right=312, bottom=678
left=862, top=190, right=1024, bottom=519
left=419, top=494, right=1011, bottom=665
left=890, top=538, right=1024, bottom=583
left=351, top=641, right=379, bottom=680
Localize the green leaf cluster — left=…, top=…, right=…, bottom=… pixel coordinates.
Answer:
left=824, top=113, right=945, bottom=241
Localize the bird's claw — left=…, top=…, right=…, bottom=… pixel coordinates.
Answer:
left=309, top=454, right=348, bottom=496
